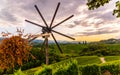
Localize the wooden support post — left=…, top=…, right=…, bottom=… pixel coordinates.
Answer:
left=45, top=37, right=49, bottom=65
left=45, top=34, right=49, bottom=65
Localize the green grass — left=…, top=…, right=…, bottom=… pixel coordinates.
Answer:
left=105, top=56, right=120, bottom=62
left=106, top=44, right=120, bottom=50
left=50, top=44, right=120, bottom=55
left=24, top=66, right=42, bottom=75
left=75, top=56, right=101, bottom=65
left=50, top=44, right=88, bottom=54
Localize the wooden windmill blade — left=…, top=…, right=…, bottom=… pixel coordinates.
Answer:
left=52, top=15, right=74, bottom=29
left=40, top=39, right=46, bottom=51
left=29, top=36, right=39, bottom=42
left=52, top=30, right=75, bottom=40
left=25, top=19, right=45, bottom=28
left=29, top=33, right=50, bottom=42
left=50, top=2, right=60, bottom=27
left=34, top=5, right=49, bottom=28
left=51, top=33, right=63, bottom=53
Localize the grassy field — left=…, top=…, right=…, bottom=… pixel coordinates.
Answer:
left=49, top=44, right=120, bottom=55
left=75, top=56, right=101, bottom=65
left=24, top=66, right=42, bottom=75
left=24, top=55, right=120, bottom=74
left=50, top=44, right=88, bottom=54
left=24, top=56, right=101, bottom=74
left=105, top=56, right=120, bottom=62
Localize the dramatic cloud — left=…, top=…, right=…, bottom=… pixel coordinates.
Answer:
left=74, top=29, right=119, bottom=36
left=65, top=24, right=75, bottom=28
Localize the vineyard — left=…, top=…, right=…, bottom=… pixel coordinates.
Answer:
left=14, top=57, right=120, bottom=75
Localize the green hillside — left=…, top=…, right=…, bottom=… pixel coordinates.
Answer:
left=23, top=56, right=120, bottom=75
left=2, top=43, right=120, bottom=74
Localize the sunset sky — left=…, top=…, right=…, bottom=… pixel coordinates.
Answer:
left=0, top=0, right=119, bottom=42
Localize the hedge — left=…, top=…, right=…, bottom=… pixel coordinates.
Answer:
left=53, top=59, right=78, bottom=75
left=79, top=64, right=100, bottom=75
left=79, top=60, right=120, bottom=75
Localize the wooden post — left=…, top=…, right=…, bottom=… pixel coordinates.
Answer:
left=41, top=33, right=50, bottom=65
left=45, top=34, right=49, bottom=65
left=45, top=37, right=49, bottom=65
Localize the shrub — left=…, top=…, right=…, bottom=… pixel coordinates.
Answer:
left=0, top=69, right=2, bottom=75
left=100, top=63, right=119, bottom=75
left=34, top=65, right=52, bottom=75
left=53, top=59, right=78, bottom=75
left=79, top=44, right=110, bottom=56
left=79, top=64, right=100, bottom=75
left=0, top=29, right=34, bottom=73
left=79, top=61, right=120, bottom=75
left=14, top=69, right=26, bottom=75
left=33, top=59, right=78, bottom=75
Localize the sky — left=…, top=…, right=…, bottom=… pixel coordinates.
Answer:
left=0, top=0, right=119, bottom=42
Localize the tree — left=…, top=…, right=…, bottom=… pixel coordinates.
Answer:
left=113, top=1, right=120, bottom=17
left=0, top=28, right=35, bottom=74
left=87, top=0, right=120, bottom=17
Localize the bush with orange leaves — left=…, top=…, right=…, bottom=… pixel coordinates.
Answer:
left=0, top=28, right=35, bottom=73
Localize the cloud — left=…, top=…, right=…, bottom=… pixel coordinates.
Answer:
left=97, top=29, right=119, bottom=35
left=73, top=17, right=104, bottom=28
left=85, top=29, right=95, bottom=32
left=74, top=20, right=81, bottom=25
left=0, top=0, right=86, bottom=27
left=0, top=8, right=17, bottom=22
left=69, top=0, right=118, bottom=29
left=65, top=24, right=75, bottom=28
left=73, top=26, right=120, bottom=36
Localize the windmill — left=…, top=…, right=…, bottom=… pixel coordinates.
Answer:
left=25, top=2, right=75, bottom=65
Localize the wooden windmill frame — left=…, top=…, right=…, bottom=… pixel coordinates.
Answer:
left=25, top=2, right=75, bottom=65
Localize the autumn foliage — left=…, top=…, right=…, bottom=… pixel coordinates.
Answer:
left=0, top=28, right=34, bottom=72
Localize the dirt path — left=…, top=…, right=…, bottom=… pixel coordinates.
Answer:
left=100, top=57, right=106, bottom=63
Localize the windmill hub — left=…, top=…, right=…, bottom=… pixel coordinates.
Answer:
left=42, top=27, right=51, bottom=33
left=42, top=27, right=51, bottom=38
